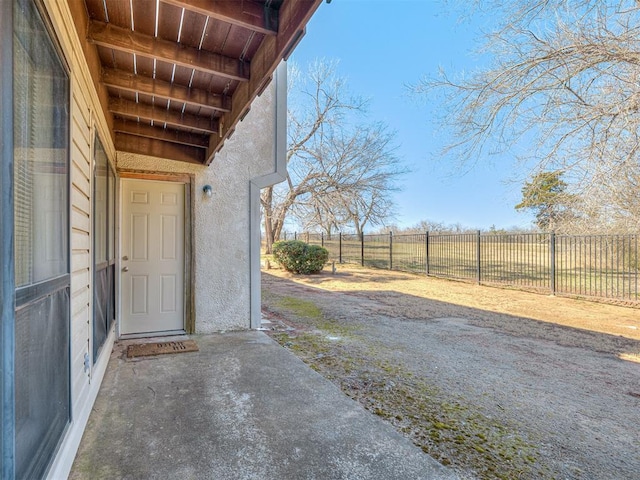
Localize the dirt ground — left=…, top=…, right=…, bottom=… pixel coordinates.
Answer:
left=261, top=263, right=640, bottom=479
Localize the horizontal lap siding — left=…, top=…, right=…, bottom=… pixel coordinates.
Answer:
left=42, top=1, right=121, bottom=477
left=71, top=184, right=90, bottom=214
left=71, top=207, right=90, bottom=234
left=70, top=82, right=91, bottom=412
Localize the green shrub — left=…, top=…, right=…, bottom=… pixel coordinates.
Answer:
left=272, top=240, right=329, bottom=274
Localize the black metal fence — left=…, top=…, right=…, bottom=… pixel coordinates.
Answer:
left=281, top=231, right=640, bottom=303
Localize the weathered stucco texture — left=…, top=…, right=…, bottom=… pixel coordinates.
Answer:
left=117, top=84, right=276, bottom=333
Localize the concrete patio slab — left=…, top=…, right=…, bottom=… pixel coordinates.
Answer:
left=70, top=331, right=458, bottom=480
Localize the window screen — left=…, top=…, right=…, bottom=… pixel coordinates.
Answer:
left=93, top=135, right=116, bottom=361
left=13, top=0, right=70, bottom=477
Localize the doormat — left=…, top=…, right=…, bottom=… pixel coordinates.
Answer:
left=126, top=340, right=199, bottom=358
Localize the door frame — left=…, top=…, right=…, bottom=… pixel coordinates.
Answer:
left=118, top=170, right=195, bottom=336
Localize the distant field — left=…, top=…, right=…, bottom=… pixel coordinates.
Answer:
left=294, top=232, right=640, bottom=304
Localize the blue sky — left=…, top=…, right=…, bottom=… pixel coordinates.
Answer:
left=289, top=0, right=535, bottom=231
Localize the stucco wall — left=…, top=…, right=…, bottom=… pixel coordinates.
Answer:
left=117, top=83, right=277, bottom=333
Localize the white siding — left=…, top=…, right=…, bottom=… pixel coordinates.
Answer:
left=43, top=0, right=117, bottom=478
left=69, top=85, right=92, bottom=412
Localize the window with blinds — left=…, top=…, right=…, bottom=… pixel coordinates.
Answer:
left=13, top=0, right=70, bottom=478
left=14, top=0, right=68, bottom=287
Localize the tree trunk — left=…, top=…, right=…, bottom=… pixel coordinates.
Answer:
left=273, top=220, right=284, bottom=245
left=262, top=186, right=275, bottom=254
left=354, top=220, right=363, bottom=238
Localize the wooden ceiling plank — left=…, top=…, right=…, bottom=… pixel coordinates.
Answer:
left=172, top=64, right=195, bottom=88
left=110, top=98, right=218, bottom=134
left=116, top=132, right=206, bottom=164
left=102, top=68, right=231, bottom=112
left=157, top=2, right=181, bottom=42
left=113, top=119, right=210, bottom=148
left=222, top=25, right=255, bottom=59
left=88, top=20, right=249, bottom=82
left=131, top=1, right=155, bottom=37
left=84, top=0, right=108, bottom=22
left=102, top=0, right=131, bottom=28
left=206, top=0, right=322, bottom=164
left=177, top=10, right=208, bottom=47
left=161, top=0, right=277, bottom=36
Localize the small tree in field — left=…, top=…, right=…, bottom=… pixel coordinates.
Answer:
left=515, top=171, right=575, bottom=231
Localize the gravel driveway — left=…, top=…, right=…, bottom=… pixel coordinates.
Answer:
left=261, top=266, right=640, bottom=480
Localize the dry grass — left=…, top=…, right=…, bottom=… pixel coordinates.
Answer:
left=262, top=263, right=640, bottom=479
left=263, top=261, right=640, bottom=343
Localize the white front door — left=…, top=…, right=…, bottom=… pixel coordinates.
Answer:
left=121, top=179, right=185, bottom=335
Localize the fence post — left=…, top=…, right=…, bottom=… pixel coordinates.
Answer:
left=425, top=231, right=430, bottom=276
left=294, top=231, right=297, bottom=241
left=339, top=232, right=343, bottom=264
left=389, top=231, right=393, bottom=270
left=634, top=235, right=640, bottom=299
left=476, top=230, right=481, bottom=284
left=550, top=232, right=556, bottom=295
left=361, top=232, right=365, bottom=267
left=321, top=232, right=324, bottom=247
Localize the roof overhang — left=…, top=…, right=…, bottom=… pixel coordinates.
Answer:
left=69, top=0, right=322, bottom=165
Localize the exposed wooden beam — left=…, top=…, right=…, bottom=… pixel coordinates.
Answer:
left=102, top=68, right=231, bottom=113
left=206, top=0, right=322, bottom=165
left=113, top=119, right=210, bottom=148
left=116, top=132, right=206, bottom=164
left=161, top=0, right=278, bottom=35
left=110, top=98, right=218, bottom=134
left=88, top=21, right=249, bottom=82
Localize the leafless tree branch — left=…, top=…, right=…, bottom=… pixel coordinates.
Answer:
left=262, top=60, right=405, bottom=252
left=413, top=1, right=640, bottom=231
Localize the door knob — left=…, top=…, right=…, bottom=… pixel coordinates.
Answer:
left=122, top=266, right=129, bottom=272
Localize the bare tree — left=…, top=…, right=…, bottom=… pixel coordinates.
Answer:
left=414, top=0, right=640, bottom=230
left=261, top=60, right=365, bottom=253
left=262, top=60, right=404, bottom=251
left=563, top=163, right=640, bottom=232
left=295, top=122, right=404, bottom=236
